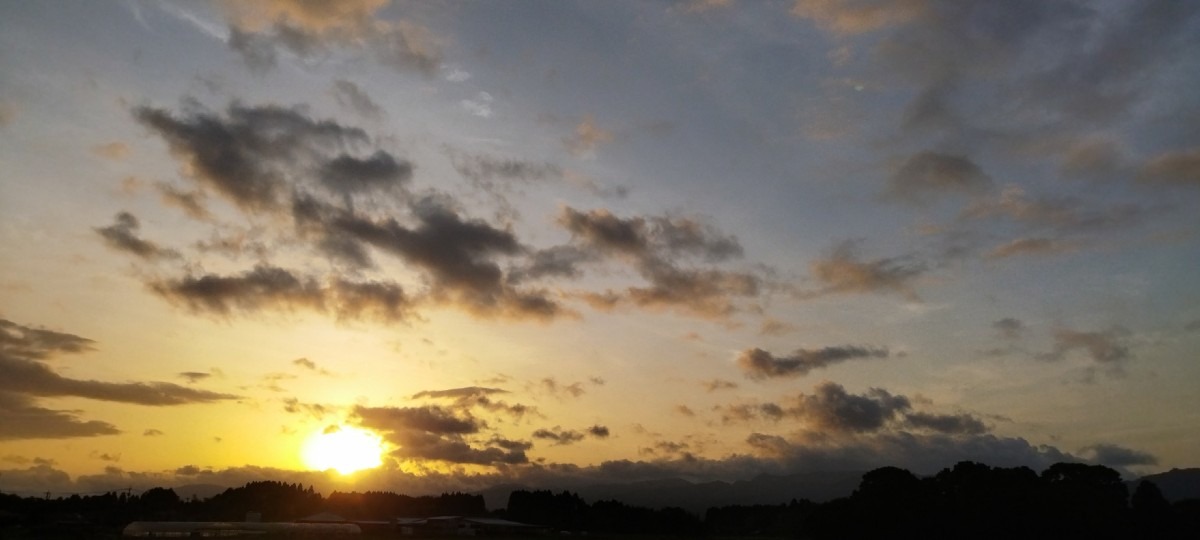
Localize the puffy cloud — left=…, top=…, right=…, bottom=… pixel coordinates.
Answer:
left=320, top=151, right=412, bottom=194
left=588, top=425, right=611, bottom=438
left=1080, top=443, right=1158, bottom=467
left=738, top=346, right=889, bottom=380
left=806, top=241, right=925, bottom=300
left=94, top=212, right=180, bottom=261
left=133, top=102, right=370, bottom=212
left=353, top=402, right=530, bottom=466
left=151, top=265, right=411, bottom=322
left=788, top=382, right=911, bottom=433
left=885, top=151, right=992, bottom=205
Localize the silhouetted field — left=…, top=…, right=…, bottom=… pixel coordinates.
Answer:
left=3, top=461, right=1198, bottom=539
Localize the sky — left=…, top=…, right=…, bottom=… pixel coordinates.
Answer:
left=1, top=0, right=1199, bottom=498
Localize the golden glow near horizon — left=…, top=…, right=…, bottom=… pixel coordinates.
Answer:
left=301, top=426, right=385, bottom=475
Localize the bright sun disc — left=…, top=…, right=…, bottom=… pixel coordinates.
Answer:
left=302, top=426, right=384, bottom=474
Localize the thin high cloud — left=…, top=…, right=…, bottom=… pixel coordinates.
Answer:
left=737, top=346, right=890, bottom=380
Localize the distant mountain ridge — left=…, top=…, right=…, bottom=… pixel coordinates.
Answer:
left=1136, top=468, right=1200, bottom=502
left=475, top=471, right=864, bottom=513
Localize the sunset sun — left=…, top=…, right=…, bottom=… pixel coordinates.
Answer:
left=301, top=426, right=385, bottom=475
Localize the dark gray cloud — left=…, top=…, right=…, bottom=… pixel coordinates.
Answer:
left=532, top=427, right=586, bottom=446
left=320, top=151, right=412, bottom=194
left=737, top=345, right=889, bottom=380
left=557, top=207, right=757, bottom=318
left=885, top=151, right=992, bottom=204
left=331, top=79, right=383, bottom=118
left=227, top=26, right=277, bottom=73
left=1081, top=443, right=1158, bottom=467
left=94, top=212, right=180, bottom=261
left=787, top=383, right=911, bottom=433
left=588, top=425, right=611, bottom=438
left=133, top=102, right=369, bottom=212
left=904, top=412, right=988, bottom=435
left=508, top=246, right=593, bottom=283
left=354, top=404, right=530, bottom=466
left=806, top=241, right=925, bottom=300
left=151, top=265, right=411, bottom=322
left=354, top=405, right=480, bottom=435
left=451, top=152, right=563, bottom=186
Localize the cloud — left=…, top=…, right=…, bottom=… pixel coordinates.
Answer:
left=460, top=91, right=494, bottom=118
left=985, top=237, right=1078, bottom=259
left=1037, top=326, right=1132, bottom=366
left=94, top=212, right=181, bottom=261
left=563, top=115, right=615, bottom=157
left=0, top=392, right=121, bottom=440
left=151, top=265, right=412, bottom=322
left=157, top=183, right=213, bottom=221
left=1080, top=443, right=1158, bottom=467
left=588, top=425, right=611, bottom=438
left=961, top=185, right=1148, bottom=233
left=330, top=79, right=383, bottom=118
left=354, top=404, right=529, bottom=466
left=992, top=318, right=1025, bottom=340
left=533, top=427, right=586, bottom=446
left=557, top=207, right=756, bottom=318
left=92, top=141, right=131, bottom=161
left=0, top=354, right=239, bottom=406
left=737, top=346, right=890, bottom=380
left=885, top=151, right=992, bottom=205
left=178, top=372, right=211, bottom=383
left=0, top=319, right=94, bottom=359
left=292, top=358, right=333, bottom=376
left=904, top=412, right=988, bottom=435
left=791, top=0, right=925, bottom=34
left=1139, top=147, right=1200, bottom=187
left=133, top=102, right=370, bottom=212
left=143, top=429, right=164, bottom=436
left=412, top=387, right=509, bottom=400
left=320, top=151, right=413, bottom=194
left=702, top=379, right=738, bottom=392
left=806, top=241, right=925, bottom=300
left=539, top=378, right=586, bottom=400
left=220, top=0, right=441, bottom=75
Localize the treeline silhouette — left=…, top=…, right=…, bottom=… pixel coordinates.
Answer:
left=2, top=462, right=1198, bottom=538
